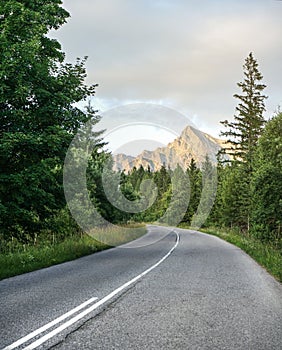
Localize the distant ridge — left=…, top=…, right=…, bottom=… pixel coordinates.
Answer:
left=113, top=125, right=228, bottom=172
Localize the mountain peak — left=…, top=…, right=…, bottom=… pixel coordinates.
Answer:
left=113, top=125, right=227, bottom=172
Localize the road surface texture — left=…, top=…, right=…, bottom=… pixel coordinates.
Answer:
left=0, top=226, right=281, bottom=349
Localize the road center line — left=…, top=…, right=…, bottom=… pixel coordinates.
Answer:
left=4, top=230, right=179, bottom=350
left=2, top=297, right=99, bottom=350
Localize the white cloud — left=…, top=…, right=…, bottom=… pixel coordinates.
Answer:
left=51, top=0, right=282, bottom=137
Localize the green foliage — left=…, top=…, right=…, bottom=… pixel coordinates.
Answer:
left=255, top=111, right=282, bottom=167
left=0, top=15, right=280, bottom=285
left=251, top=112, right=282, bottom=241
left=0, top=1, right=102, bottom=241
left=130, top=164, right=172, bottom=223
left=153, top=163, right=171, bottom=197
left=87, top=156, right=141, bottom=224
left=197, top=227, right=282, bottom=283
left=212, top=163, right=250, bottom=229
left=0, top=225, right=147, bottom=280
left=220, top=52, right=267, bottom=165
left=216, top=53, right=268, bottom=231
left=192, top=156, right=217, bottom=228
left=0, top=234, right=107, bottom=280
left=182, top=158, right=202, bottom=224
left=161, top=164, right=189, bottom=226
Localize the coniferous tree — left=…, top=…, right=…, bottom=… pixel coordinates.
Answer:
left=138, top=164, right=171, bottom=222
left=191, top=156, right=217, bottom=228
left=182, top=158, right=201, bottom=224
left=220, top=52, right=267, bottom=167
left=218, top=53, right=267, bottom=231
left=154, top=163, right=171, bottom=197
left=217, top=163, right=250, bottom=229
left=162, top=164, right=189, bottom=226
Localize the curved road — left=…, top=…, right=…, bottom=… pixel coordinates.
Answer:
left=0, top=226, right=281, bottom=349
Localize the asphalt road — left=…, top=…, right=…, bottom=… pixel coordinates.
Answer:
left=0, top=226, right=281, bottom=349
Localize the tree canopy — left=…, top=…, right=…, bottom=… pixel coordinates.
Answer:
left=0, top=0, right=101, bottom=241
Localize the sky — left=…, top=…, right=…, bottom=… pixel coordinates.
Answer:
left=50, top=0, right=282, bottom=140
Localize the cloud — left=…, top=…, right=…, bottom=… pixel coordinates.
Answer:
left=51, top=0, right=282, bottom=136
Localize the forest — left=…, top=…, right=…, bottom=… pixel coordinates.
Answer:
left=0, top=1, right=281, bottom=279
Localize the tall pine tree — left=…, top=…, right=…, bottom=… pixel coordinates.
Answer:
left=218, top=53, right=267, bottom=231
left=220, top=52, right=267, bottom=168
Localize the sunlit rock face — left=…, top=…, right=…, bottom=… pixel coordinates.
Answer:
left=112, top=125, right=229, bottom=172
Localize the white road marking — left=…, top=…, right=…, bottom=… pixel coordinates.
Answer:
left=3, top=230, right=179, bottom=350
left=2, top=297, right=98, bottom=350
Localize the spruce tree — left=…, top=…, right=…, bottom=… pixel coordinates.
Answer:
left=220, top=52, right=267, bottom=168
left=182, top=158, right=201, bottom=224
left=218, top=53, right=267, bottom=231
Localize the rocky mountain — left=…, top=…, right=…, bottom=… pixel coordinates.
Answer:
left=112, top=125, right=228, bottom=172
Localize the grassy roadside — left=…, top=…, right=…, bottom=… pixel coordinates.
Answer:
left=0, top=224, right=147, bottom=281
left=179, top=224, right=281, bottom=283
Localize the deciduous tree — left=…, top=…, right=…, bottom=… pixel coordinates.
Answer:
left=251, top=112, right=282, bottom=241
left=0, top=1, right=102, bottom=241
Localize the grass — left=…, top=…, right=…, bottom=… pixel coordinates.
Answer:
left=3, top=222, right=280, bottom=283
left=0, top=224, right=147, bottom=281
left=89, top=223, right=147, bottom=247
left=179, top=224, right=281, bottom=283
